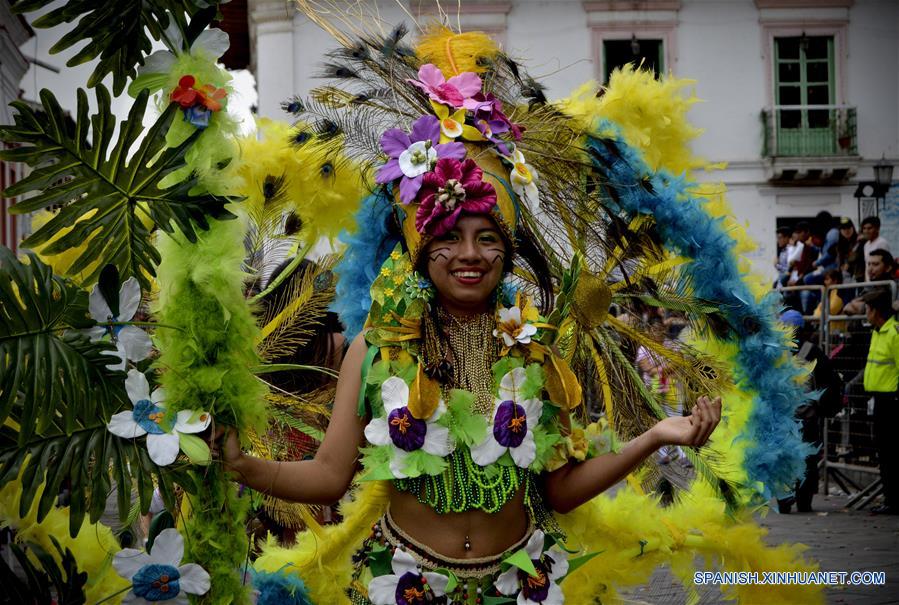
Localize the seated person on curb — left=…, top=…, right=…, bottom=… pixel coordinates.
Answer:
left=843, top=249, right=895, bottom=315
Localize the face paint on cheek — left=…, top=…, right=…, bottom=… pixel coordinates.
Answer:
left=487, top=247, right=505, bottom=265
left=428, top=247, right=450, bottom=263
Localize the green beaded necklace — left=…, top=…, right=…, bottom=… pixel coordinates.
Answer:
left=393, top=448, right=529, bottom=514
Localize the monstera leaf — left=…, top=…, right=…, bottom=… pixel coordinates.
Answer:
left=0, top=248, right=125, bottom=443
left=0, top=250, right=189, bottom=535
left=0, top=538, right=87, bottom=605
left=10, top=0, right=221, bottom=96
left=0, top=85, right=235, bottom=290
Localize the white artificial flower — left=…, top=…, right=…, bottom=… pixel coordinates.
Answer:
left=364, top=376, right=454, bottom=478
left=510, top=149, right=540, bottom=210
left=367, top=548, right=449, bottom=605
left=87, top=276, right=153, bottom=371
left=494, top=305, right=538, bottom=348
left=107, top=370, right=211, bottom=466
left=113, top=528, right=211, bottom=605
left=494, top=530, right=569, bottom=605
left=398, top=140, right=438, bottom=178
left=470, top=368, right=541, bottom=468
left=139, top=25, right=229, bottom=78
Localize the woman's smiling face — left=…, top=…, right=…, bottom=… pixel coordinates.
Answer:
left=424, top=214, right=507, bottom=315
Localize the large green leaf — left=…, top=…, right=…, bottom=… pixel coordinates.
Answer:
left=0, top=250, right=193, bottom=534
left=0, top=85, right=235, bottom=289
left=0, top=538, right=87, bottom=605
left=0, top=248, right=126, bottom=443
left=10, top=0, right=221, bottom=96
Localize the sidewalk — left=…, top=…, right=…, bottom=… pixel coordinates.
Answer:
left=621, top=494, right=899, bottom=604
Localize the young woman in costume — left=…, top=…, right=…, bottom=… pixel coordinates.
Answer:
left=217, top=178, right=721, bottom=603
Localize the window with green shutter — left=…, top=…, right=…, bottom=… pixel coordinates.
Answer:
left=773, top=35, right=838, bottom=156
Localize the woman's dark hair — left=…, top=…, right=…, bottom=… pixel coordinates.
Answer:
left=513, top=221, right=556, bottom=314
left=824, top=268, right=843, bottom=283
left=259, top=258, right=344, bottom=394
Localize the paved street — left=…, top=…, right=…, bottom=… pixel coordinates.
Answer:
left=620, top=494, right=899, bottom=604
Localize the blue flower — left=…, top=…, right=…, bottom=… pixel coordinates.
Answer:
left=184, top=105, right=211, bottom=129
left=113, top=528, right=210, bottom=604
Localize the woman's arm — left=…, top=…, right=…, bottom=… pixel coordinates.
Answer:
left=217, top=333, right=370, bottom=505
left=543, top=396, right=721, bottom=514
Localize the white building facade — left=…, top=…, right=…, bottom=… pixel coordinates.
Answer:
left=248, top=0, right=899, bottom=282
left=0, top=0, right=31, bottom=253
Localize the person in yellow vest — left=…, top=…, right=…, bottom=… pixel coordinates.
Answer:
left=861, top=288, right=899, bottom=514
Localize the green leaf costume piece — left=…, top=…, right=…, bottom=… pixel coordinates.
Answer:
left=0, top=86, right=235, bottom=289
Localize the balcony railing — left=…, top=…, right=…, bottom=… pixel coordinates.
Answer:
left=761, top=105, right=857, bottom=158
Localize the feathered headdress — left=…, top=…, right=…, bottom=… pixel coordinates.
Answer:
left=290, top=2, right=811, bottom=508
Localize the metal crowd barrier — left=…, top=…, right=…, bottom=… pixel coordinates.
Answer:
left=778, top=280, right=897, bottom=509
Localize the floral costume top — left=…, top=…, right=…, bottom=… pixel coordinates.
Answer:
left=356, top=248, right=616, bottom=518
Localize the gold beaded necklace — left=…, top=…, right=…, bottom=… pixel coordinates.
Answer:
left=422, top=305, right=500, bottom=415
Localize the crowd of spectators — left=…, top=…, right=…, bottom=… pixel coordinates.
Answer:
left=774, top=212, right=895, bottom=319
left=774, top=213, right=897, bottom=514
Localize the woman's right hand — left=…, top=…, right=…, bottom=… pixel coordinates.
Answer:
left=210, top=425, right=244, bottom=475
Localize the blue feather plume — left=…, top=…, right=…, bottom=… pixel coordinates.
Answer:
left=586, top=123, right=813, bottom=498
left=332, top=191, right=400, bottom=341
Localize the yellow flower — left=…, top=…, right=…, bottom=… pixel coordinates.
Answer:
left=380, top=267, right=391, bottom=277
left=393, top=275, right=404, bottom=286
left=390, top=251, right=402, bottom=261
left=384, top=287, right=395, bottom=297
left=565, top=427, right=590, bottom=461
left=430, top=100, right=485, bottom=144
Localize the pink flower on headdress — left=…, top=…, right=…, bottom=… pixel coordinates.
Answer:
left=409, top=64, right=483, bottom=109
left=415, top=158, right=497, bottom=236
left=376, top=115, right=466, bottom=204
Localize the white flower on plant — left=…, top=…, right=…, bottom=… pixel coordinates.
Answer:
left=495, top=530, right=568, bottom=605
left=107, top=370, right=211, bottom=466
left=364, top=376, right=454, bottom=478
left=494, top=305, right=538, bottom=348
left=113, top=528, right=211, bottom=604
left=87, top=277, right=153, bottom=372
left=367, top=548, right=449, bottom=605
left=470, top=368, right=541, bottom=468
left=509, top=148, right=540, bottom=210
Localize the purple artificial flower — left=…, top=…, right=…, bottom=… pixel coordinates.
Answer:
left=468, top=92, right=525, bottom=154
left=387, top=406, right=427, bottom=451
left=376, top=115, right=465, bottom=204
left=363, top=377, right=455, bottom=478
left=470, top=367, right=542, bottom=468
left=493, top=400, right=528, bottom=448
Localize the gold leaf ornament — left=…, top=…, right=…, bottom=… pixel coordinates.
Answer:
left=544, top=353, right=583, bottom=409
left=572, top=271, right=612, bottom=329
left=407, top=363, right=441, bottom=419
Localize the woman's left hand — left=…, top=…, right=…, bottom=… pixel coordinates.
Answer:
left=650, top=395, right=722, bottom=447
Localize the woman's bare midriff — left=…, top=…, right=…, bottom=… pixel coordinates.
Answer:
left=386, top=483, right=530, bottom=559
